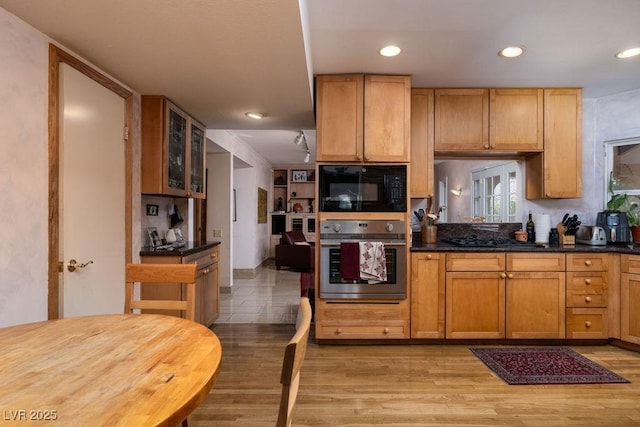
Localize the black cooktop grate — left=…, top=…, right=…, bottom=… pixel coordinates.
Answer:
left=443, top=235, right=537, bottom=247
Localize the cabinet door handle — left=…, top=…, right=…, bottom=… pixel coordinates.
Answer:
left=500, top=272, right=507, bottom=279
left=426, top=254, right=433, bottom=260
left=507, top=273, right=514, bottom=279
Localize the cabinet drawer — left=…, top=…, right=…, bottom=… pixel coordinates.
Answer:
left=566, top=289, right=607, bottom=307
left=184, top=249, right=215, bottom=269
left=507, top=253, right=565, bottom=271
left=315, top=300, right=409, bottom=339
left=316, top=322, right=407, bottom=339
left=566, top=271, right=607, bottom=289
left=210, top=246, right=220, bottom=263
left=446, top=253, right=505, bottom=271
left=621, top=254, right=640, bottom=274
left=566, top=308, right=608, bottom=338
left=566, top=253, right=608, bottom=271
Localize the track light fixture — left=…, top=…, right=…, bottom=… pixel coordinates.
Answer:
left=294, top=130, right=311, bottom=163
left=293, top=130, right=306, bottom=145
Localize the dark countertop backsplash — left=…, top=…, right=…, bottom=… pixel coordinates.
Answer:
left=418, top=222, right=524, bottom=242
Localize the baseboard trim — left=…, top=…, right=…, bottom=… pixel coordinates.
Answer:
left=233, top=268, right=256, bottom=279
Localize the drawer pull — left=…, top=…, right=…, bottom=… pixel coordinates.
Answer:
left=383, top=327, right=390, bottom=334
left=500, top=272, right=507, bottom=279
left=335, top=328, right=342, bottom=335
left=584, top=260, right=592, bottom=267
left=507, top=273, right=514, bottom=279
left=427, top=254, right=432, bottom=260
left=585, top=321, right=592, bottom=328
left=584, top=278, right=591, bottom=285
left=585, top=296, right=592, bottom=303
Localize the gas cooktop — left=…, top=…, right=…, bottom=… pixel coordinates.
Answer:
left=443, top=235, right=538, bottom=248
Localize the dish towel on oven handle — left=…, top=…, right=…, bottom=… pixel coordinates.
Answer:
left=340, top=242, right=360, bottom=281
left=359, top=241, right=387, bottom=283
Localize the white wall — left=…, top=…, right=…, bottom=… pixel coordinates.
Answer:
left=207, top=151, right=232, bottom=288
left=206, top=130, right=273, bottom=274
left=0, top=8, right=50, bottom=326
left=0, top=9, right=141, bottom=328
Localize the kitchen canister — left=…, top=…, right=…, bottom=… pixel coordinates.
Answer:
left=534, top=213, right=551, bottom=244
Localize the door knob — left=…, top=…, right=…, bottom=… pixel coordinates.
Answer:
left=67, top=259, right=94, bottom=272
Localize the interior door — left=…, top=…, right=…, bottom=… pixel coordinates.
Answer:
left=59, top=63, right=126, bottom=317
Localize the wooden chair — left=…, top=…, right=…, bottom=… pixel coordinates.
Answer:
left=125, top=263, right=198, bottom=321
left=277, top=297, right=313, bottom=427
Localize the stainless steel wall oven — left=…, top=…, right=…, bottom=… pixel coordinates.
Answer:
left=319, top=219, right=406, bottom=299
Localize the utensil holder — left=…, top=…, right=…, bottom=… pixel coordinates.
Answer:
left=421, top=225, right=437, bottom=244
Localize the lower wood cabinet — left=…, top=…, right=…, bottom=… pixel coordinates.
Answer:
left=315, top=299, right=409, bottom=339
left=446, top=271, right=505, bottom=338
left=140, top=245, right=220, bottom=327
left=506, top=253, right=565, bottom=339
left=621, top=254, right=640, bottom=345
left=410, top=252, right=445, bottom=338
left=506, top=271, right=565, bottom=338
left=444, top=252, right=565, bottom=339
left=566, top=253, right=609, bottom=339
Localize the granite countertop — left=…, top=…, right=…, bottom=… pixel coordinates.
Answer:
left=140, top=241, right=220, bottom=257
left=411, top=222, right=640, bottom=254
left=410, top=241, right=640, bottom=254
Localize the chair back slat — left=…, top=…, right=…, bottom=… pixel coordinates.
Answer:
left=125, top=263, right=198, bottom=321
left=276, top=297, right=312, bottom=427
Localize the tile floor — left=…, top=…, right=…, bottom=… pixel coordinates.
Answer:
left=215, top=261, right=302, bottom=323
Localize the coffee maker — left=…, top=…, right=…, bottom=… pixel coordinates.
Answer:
left=596, top=210, right=631, bottom=244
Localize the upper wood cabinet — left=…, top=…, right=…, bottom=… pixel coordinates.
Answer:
left=316, top=74, right=411, bottom=162
left=434, top=88, right=489, bottom=151
left=490, top=88, right=543, bottom=151
left=410, top=89, right=434, bottom=198
left=141, top=95, right=206, bottom=199
left=526, top=88, right=582, bottom=199
left=434, top=88, right=544, bottom=152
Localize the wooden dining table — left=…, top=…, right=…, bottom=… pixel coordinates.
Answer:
left=0, top=314, right=222, bottom=426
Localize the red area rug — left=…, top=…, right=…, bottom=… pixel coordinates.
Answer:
left=470, top=347, right=630, bottom=385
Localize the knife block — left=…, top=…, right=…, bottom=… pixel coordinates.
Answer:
left=557, top=223, right=575, bottom=246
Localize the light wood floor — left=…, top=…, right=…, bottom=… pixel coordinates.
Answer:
left=190, top=324, right=640, bottom=426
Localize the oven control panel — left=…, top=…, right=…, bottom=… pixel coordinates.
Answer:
left=319, top=219, right=405, bottom=241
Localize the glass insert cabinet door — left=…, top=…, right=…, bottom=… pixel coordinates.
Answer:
left=167, top=106, right=187, bottom=192
left=190, top=122, right=205, bottom=195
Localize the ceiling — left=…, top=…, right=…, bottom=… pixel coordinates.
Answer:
left=2, top=0, right=640, bottom=165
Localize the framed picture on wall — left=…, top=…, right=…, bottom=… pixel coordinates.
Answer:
left=257, top=187, right=267, bottom=224
left=292, top=170, right=307, bottom=182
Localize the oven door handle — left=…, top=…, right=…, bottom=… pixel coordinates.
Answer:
left=320, top=242, right=406, bottom=247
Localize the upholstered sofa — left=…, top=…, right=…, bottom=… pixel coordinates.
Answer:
left=275, top=231, right=315, bottom=272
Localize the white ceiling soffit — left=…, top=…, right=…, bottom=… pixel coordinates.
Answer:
left=2, top=0, right=640, bottom=164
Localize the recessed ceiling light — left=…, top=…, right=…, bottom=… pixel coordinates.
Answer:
left=245, top=112, right=263, bottom=120
left=498, top=46, right=524, bottom=58
left=379, top=45, right=402, bottom=57
left=615, top=47, right=640, bottom=59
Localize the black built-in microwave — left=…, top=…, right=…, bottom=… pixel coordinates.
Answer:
left=318, top=165, right=407, bottom=212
